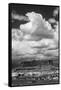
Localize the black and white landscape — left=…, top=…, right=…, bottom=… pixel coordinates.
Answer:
left=10, top=3, right=59, bottom=86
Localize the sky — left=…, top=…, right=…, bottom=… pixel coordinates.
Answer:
left=11, top=3, right=59, bottom=61
left=11, top=4, right=59, bottom=29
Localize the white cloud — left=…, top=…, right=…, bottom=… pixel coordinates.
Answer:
left=20, top=12, right=53, bottom=39
left=41, top=49, right=58, bottom=58
left=12, top=12, right=59, bottom=61
left=53, top=7, right=59, bottom=17
left=12, top=13, right=29, bottom=21
left=53, top=22, right=59, bottom=43
left=48, top=18, right=56, bottom=24
left=12, top=28, right=23, bottom=41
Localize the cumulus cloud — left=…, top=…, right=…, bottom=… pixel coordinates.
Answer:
left=48, top=18, right=56, bottom=24
left=12, top=13, right=29, bottom=21
left=53, top=7, right=59, bottom=17
left=12, top=28, right=23, bottom=41
left=12, top=11, right=59, bottom=61
left=20, top=12, right=53, bottom=39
